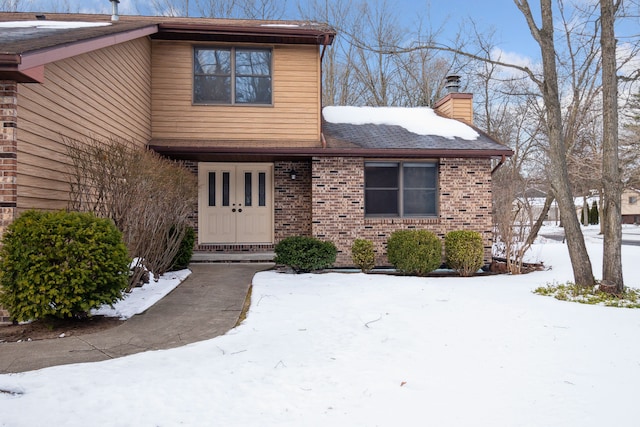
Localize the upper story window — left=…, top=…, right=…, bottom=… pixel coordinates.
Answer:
left=630, top=196, right=638, bottom=205
left=194, top=47, right=272, bottom=105
left=365, top=161, right=438, bottom=217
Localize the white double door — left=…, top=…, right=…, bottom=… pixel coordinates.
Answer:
left=198, top=163, right=273, bottom=244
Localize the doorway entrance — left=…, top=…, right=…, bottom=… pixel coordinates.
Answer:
left=198, top=163, right=274, bottom=244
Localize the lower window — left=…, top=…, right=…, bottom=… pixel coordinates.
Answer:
left=365, top=161, right=437, bottom=217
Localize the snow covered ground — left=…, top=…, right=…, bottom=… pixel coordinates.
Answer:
left=1, top=226, right=640, bottom=427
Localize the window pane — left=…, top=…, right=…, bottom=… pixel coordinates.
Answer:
left=194, top=76, right=231, bottom=103
left=195, top=49, right=231, bottom=74
left=365, top=163, right=399, bottom=188
left=235, top=50, right=271, bottom=76
left=208, top=172, right=216, bottom=207
left=235, top=76, right=272, bottom=104
left=245, top=172, right=252, bottom=206
left=365, top=190, right=399, bottom=215
left=365, top=163, right=399, bottom=216
left=404, top=189, right=437, bottom=215
left=258, top=172, right=266, bottom=206
left=194, top=49, right=231, bottom=103
left=402, top=163, right=437, bottom=216
left=404, top=163, right=436, bottom=189
left=222, top=172, right=230, bottom=206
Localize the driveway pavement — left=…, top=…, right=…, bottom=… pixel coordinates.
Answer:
left=0, top=263, right=273, bottom=374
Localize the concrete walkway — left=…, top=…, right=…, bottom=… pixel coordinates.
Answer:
left=0, top=263, right=273, bottom=374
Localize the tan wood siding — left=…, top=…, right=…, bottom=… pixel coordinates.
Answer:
left=17, top=38, right=152, bottom=212
left=151, top=41, right=321, bottom=143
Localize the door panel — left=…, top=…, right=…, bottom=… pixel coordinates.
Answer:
left=198, top=163, right=273, bottom=244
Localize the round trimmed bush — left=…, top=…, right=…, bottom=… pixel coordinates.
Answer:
left=387, top=229, right=442, bottom=276
left=0, top=210, right=130, bottom=322
left=274, top=236, right=337, bottom=273
left=351, top=239, right=375, bottom=273
left=445, top=230, right=484, bottom=277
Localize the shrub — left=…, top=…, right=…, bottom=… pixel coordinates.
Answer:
left=445, top=230, right=484, bottom=277
left=0, top=210, right=130, bottom=322
left=274, top=236, right=337, bottom=273
left=351, top=239, right=375, bottom=272
left=65, top=136, right=197, bottom=289
left=170, top=226, right=195, bottom=271
left=386, top=230, right=441, bottom=276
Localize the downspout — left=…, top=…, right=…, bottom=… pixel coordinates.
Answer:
left=491, top=154, right=506, bottom=174
left=319, top=34, right=330, bottom=150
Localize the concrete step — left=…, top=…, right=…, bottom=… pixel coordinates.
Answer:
left=191, top=251, right=275, bottom=262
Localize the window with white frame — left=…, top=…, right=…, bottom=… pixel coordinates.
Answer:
left=364, top=161, right=438, bottom=217
left=194, top=47, right=272, bottom=105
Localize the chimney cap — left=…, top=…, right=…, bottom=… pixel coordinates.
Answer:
left=445, top=74, right=461, bottom=93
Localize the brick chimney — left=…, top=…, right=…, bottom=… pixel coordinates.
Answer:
left=434, top=74, right=473, bottom=125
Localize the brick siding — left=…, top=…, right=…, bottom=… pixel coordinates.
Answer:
left=0, top=80, right=18, bottom=322
left=311, top=156, right=494, bottom=267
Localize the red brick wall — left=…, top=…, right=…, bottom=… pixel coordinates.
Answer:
left=311, top=157, right=365, bottom=265
left=274, top=160, right=312, bottom=241
left=311, top=156, right=494, bottom=267
left=0, top=80, right=18, bottom=322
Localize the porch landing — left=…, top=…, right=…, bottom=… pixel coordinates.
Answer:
left=191, top=251, right=275, bottom=262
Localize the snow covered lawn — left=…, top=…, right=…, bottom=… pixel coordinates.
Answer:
left=1, top=230, right=640, bottom=426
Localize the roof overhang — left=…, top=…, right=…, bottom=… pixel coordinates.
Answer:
left=148, top=144, right=513, bottom=162
left=0, top=24, right=158, bottom=82
left=153, top=22, right=335, bottom=45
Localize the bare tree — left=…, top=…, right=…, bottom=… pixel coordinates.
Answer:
left=240, top=0, right=287, bottom=19
left=510, top=0, right=595, bottom=287
left=196, top=0, right=237, bottom=18
left=149, top=0, right=190, bottom=16
left=600, top=0, right=624, bottom=293
left=0, top=0, right=30, bottom=11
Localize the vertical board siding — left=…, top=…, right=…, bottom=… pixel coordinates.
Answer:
left=151, top=41, right=321, bottom=142
left=17, top=38, right=152, bottom=211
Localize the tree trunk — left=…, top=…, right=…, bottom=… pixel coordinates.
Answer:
left=515, top=0, right=595, bottom=287
left=600, top=0, right=624, bottom=293
left=524, top=193, right=554, bottom=248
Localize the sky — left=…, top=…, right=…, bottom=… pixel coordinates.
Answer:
left=4, top=0, right=544, bottom=58
left=2, top=225, right=640, bottom=426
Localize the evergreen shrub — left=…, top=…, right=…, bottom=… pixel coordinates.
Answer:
left=0, top=210, right=130, bottom=322
left=445, top=230, right=484, bottom=277
left=351, top=239, right=375, bottom=273
left=386, top=230, right=441, bottom=276
left=274, top=236, right=337, bottom=273
left=590, top=200, right=599, bottom=225
left=170, top=226, right=195, bottom=271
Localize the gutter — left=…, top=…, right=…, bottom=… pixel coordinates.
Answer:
left=491, top=154, right=507, bottom=174
left=148, top=145, right=513, bottom=159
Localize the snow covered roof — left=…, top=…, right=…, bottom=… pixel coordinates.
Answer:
left=322, top=106, right=511, bottom=155
left=323, top=106, right=479, bottom=140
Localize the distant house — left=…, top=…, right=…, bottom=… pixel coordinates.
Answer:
left=0, top=12, right=511, bottom=282
left=622, top=188, right=640, bottom=224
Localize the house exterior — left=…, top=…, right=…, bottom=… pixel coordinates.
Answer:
left=622, top=188, right=640, bottom=224
left=0, top=12, right=511, bottom=320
